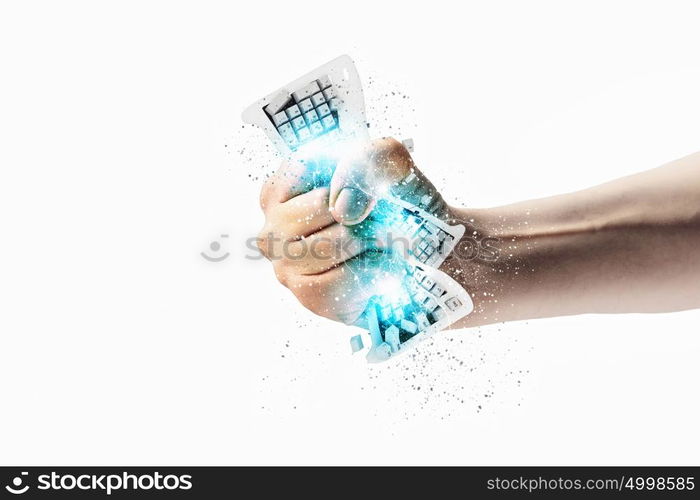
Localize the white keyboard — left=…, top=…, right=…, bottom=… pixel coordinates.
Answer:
left=242, top=55, right=369, bottom=156
left=369, top=196, right=465, bottom=268
left=264, top=77, right=341, bottom=151
left=243, top=55, right=473, bottom=362
left=352, top=260, right=473, bottom=363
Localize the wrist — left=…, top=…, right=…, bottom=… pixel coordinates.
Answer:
left=441, top=193, right=621, bottom=328
left=440, top=205, right=534, bottom=328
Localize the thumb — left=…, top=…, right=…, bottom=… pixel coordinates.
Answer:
left=329, top=138, right=415, bottom=225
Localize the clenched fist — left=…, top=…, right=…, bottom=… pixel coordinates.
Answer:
left=256, top=138, right=456, bottom=325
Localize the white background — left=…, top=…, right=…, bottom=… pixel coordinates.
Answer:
left=1, top=1, right=699, bottom=465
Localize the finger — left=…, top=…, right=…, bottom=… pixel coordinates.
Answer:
left=291, top=251, right=406, bottom=325
left=265, top=187, right=335, bottom=240
left=329, top=138, right=415, bottom=225
left=260, top=160, right=293, bottom=210
left=261, top=157, right=334, bottom=210
left=284, top=223, right=376, bottom=275
left=328, top=150, right=376, bottom=225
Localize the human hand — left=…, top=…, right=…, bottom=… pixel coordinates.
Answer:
left=256, top=138, right=458, bottom=325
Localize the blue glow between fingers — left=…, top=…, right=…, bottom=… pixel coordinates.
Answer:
left=300, top=151, right=439, bottom=350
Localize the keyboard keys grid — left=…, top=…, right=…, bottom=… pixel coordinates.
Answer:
left=264, top=75, right=341, bottom=150
left=373, top=265, right=454, bottom=347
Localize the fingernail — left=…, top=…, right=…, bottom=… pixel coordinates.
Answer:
left=335, top=187, right=370, bottom=222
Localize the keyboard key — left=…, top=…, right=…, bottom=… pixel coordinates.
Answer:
left=304, top=109, right=319, bottom=123
left=424, top=222, right=439, bottom=235
left=432, top=285, right=445, bottom=297
left=272, top=111, right=288, bottom=127
left=425, top=253, right=440, bottom=266
left=318, top=75, right=332, bottom=90
left=415, top=312, right=430, bottom=330
left=412, top=289, right=428, bottom=304
left=291, top=116, right=306, bottom=130
left=311, top=92, right=326, bottom=106
left=431, top=307, right=447, bottom=322
left=285, top=104, right=301, bottom=119
left=422, top=277, right=435, bottom=291
left=427, top=196, right=444, bottom=213
left=297, top=127, right=311, bottom=141
left=445, top=297, right=463, bottom=312
left=277, top=123, right=298, bottom=148
left=367, top=342, right=393, bottom=362
left=264, top=90, right=292, bottom=115
left=292, top=81, right=321, bottom=102
left=316, top=103, right=331, bottom=117
left=406, top=281, right=421, bottom=297
left=401, top=172, right=417, bottom=185
left=321, top=114, right=336, bottom=129
left=277, top=122, right=294, bottom=138
left=323, top=86, right=338, bottom=100
left=424, top=297, right=438, bottom=312
left=366, top=305, right=383, bottom=347
left=298, top=98, right=314, bottom=113
left=328, top=97, right=339, bottom=111
left=400, top=319, right=418, bottom=335
left=381, top=304, right=391, bottom=319
left=309, top=121, right=324, bottom=136
left=385, top=325, right=400, bottom=353
left=349, top=335, right=364, bottom=353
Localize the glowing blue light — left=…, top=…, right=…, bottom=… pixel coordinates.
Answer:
left=376, top=274, right=403, bottom=299
left=299, top=149, right=434, bottom=346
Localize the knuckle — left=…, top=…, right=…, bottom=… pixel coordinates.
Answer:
left=259, top=188, right=269, bottom=211
left=385, top=139, right=413, bottom=177
left=259, top=161, right=287, bottom=210
left=259, top=180, right=273, bottom=210
left=382, top=136, right=403, bottom=151
left=372, top=136, right=403, bottom=158
left=259, top=180, right=278, bottom=211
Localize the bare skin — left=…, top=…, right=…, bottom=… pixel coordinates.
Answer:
left=257, top=138, right=700, bottom=328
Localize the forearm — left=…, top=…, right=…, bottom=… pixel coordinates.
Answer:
left=445, top=152, right=700, bottom=327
